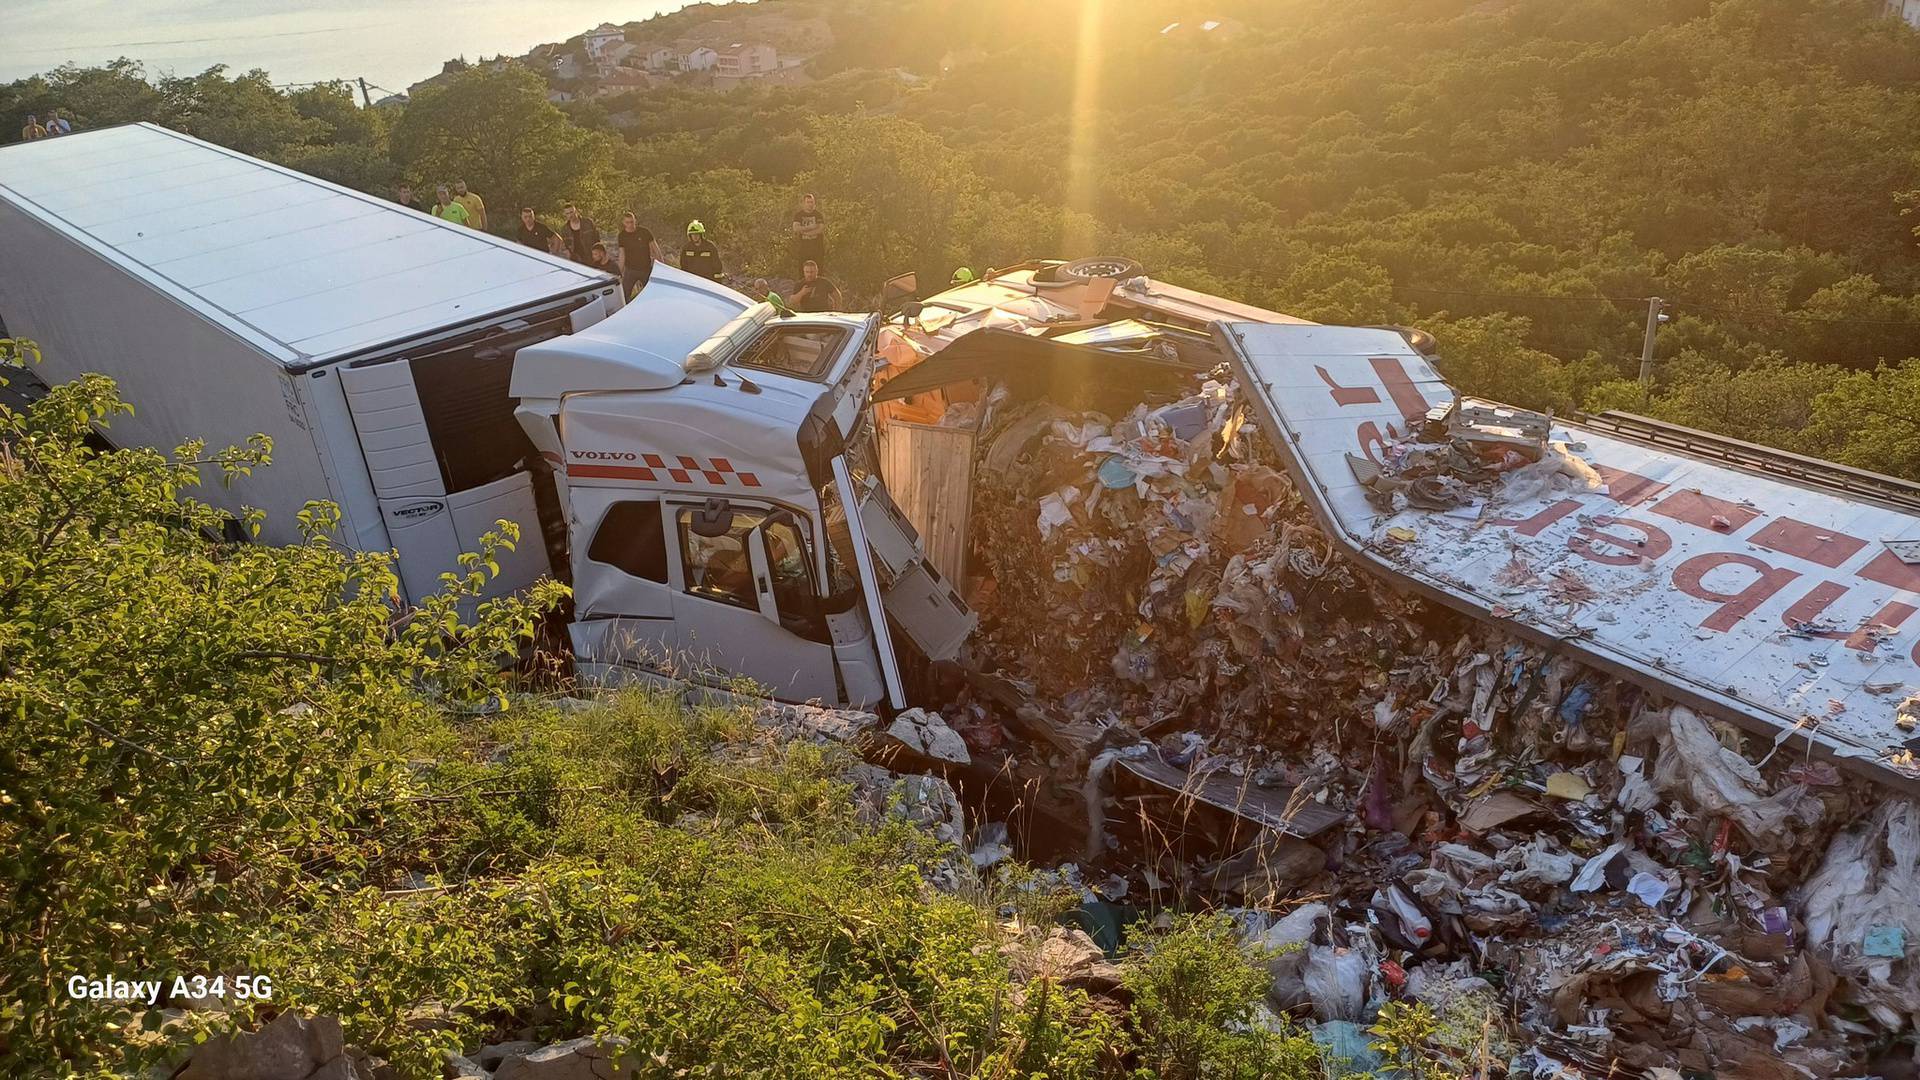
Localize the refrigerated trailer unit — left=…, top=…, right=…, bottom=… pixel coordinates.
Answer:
left=0, top=123, right=625, bottom=602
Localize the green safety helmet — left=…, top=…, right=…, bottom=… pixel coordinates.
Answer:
left=950, top=266, right=975, bottom=285
left=687, top=219, right=707, bottom=235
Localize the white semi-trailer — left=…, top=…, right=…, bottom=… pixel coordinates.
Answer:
left=0, top=123, right=625, bottom=602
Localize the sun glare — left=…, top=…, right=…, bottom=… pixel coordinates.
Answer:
left=1064, top=0, right=1106, bottom=254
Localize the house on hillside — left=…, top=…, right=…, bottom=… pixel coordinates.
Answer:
left=681, top=46, right=718, bottom=72
left=645, top=47, right=674, bottom=71
left=595, top=68, right=655, bottom=98
left=715, top=43, right=778, bottom=78
left=584, top=23, right=626, bottom=63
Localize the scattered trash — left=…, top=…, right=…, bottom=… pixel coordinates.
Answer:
left=1543, top=771, right=1591, bottom=801
left=895, top=355, right=1902, bottom=1075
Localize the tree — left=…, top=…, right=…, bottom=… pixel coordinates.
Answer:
left=389, top=67, right=614, bottom=219
left=796, top=113, right=983, bottom=291
left=287, top=81, right=381, bottom=146
left=0, top=348, right=562, bottom=1067
left=1806, top=360, right=1920, bottom=478
left=156, top=66, right=328, bottom=158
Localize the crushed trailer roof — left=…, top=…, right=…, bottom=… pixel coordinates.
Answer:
left=1219, top=322, right=1920, bottom=792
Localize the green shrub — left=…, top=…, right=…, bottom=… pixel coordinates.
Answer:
left=1122, top=915, right=1322, bottom=1080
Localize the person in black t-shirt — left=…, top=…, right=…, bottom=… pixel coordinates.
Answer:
left=562, top=202, right=600, bottom=264
left=790, top=260, right=836, bottom=313
left=680, top=220, right=723, bottom=281
left=393, top=182, right=425, bottom=213
left=589, top=241, right=617, bottom=277
left=790, top=193, right=825, bottom=276
left=517, top=207, right=559, bottom=253
left=616, top=211, right=659, bottom=298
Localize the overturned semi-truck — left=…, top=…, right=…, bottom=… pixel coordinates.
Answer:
left=5, top=127, right=1919, bottom=795
left=525, top=259, right=1920, bottom=795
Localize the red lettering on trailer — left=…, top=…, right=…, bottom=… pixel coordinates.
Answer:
left=1567, top=516, right=1673, bottom=566
left=1591, top=465, right=1669, bottom=509
left=1651, top=490, right=1762, bottom=533
left=1750, top=517, right=1868, bottom=568
left=1782, top=581, right=1852, bottom=637
left=1316, top=365, right=1380, bottom=407
left=1672, top=552, right=1800, bottom=632
left=1371, top=356, right=1432, bottom=423
left=1489, top=499, right=1583, bottom=537
left=1861, top=549, right=1920, bottom=593
left=1356, top=421, right=1391, bottom=465
left=1851, top=602, right=1918, bottom=652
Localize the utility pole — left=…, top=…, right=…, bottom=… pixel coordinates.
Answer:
left=357, top=78, right=373, bottom=108
left=1637, top=296, right=1666, bottom=386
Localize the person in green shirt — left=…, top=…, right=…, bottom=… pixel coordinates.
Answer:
left=431, top=185, right=470, bottom=226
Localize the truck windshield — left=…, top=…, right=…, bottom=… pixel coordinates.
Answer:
left=735, top=325, right=847, bottom=381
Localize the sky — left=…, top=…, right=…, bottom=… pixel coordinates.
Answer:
left=2, top=0, right=693, bottom=96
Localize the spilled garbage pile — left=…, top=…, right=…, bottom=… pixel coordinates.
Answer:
left=940, top=372, right=1916, bottom=1077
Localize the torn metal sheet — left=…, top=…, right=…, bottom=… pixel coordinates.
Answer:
left=1116, top=751, right=1347, bottom=838
left=1219, top=322, right=1920, bottom=791
left=869, top=327, right=1195, bottom=405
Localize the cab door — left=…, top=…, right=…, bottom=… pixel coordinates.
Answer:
left=660, top=499, right=845, bottom=704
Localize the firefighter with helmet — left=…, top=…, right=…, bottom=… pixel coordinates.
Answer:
left=681, top=220, right=723, bottom=282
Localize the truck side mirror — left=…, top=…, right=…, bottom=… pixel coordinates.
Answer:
left=691, top=497, right=733, bottom=538
left=882, top=272, right=918, bottom=304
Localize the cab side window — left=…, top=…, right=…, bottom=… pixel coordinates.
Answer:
left=677, top=509, right=758, bottom=610
left=674, top=507, right=819, bottom=622
left=587, top=501, right=667, bottom=582
left=763, top=517, right=816, bottom=615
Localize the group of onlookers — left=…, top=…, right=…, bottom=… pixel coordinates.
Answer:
left=394, top=179, right=838, bottom=310
left=18, top=109, right=74, bottom=140
left=516, top=204, right=663, bottom=300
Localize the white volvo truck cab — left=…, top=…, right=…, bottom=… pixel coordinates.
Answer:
left=512, top=266, right=974, bottom=708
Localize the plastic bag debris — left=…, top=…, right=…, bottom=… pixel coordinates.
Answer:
left=1651, top=706, right=1823, bottom=852
left=1799, top=798, right=1920, bottom=1027
left=1301, top=943, right=1371, bottom=1022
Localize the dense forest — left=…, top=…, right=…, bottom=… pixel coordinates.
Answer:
left=5, top=0, right=1919, bottom=477
left=7, top=2, right=1920, bottom=1073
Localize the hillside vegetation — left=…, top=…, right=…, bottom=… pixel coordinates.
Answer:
left=0, top=346, right=1362, bottom=1076
left=6, top=0, right=1918, bottom=476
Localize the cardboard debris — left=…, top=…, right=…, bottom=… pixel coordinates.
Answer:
left=899, top=340, right=1899, bottom=1076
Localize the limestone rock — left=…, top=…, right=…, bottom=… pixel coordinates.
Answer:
left=444, top=1053, right=490, bottom=1079
left=493, top=1036, right=638, bottom=1080
left=177, top=1011, right=347, bottom=1080
left=1021, top=927, right=1125, bottom=994
left=474, top=1041, right=541, bottom=1070
left=757, top=701, right=878, bottom=744
left=884, top=708, right=971, bottom=765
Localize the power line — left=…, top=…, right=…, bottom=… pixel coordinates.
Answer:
left=1390, top=285, right=1920, bottom=329
left=1661, top=298, right=1920, bottom=328
left=1390, top=286, right=1643, bottom=303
